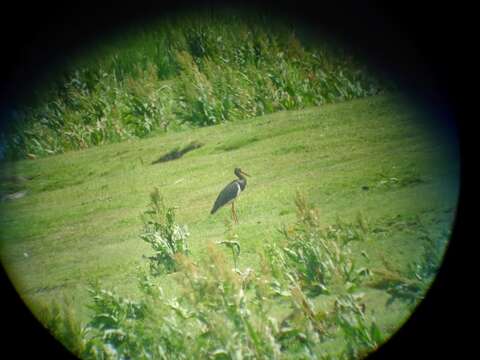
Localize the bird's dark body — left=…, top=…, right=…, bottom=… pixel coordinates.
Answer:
left=210, top=169, right=248, bottom=215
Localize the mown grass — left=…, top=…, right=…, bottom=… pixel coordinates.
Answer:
left=0, top=94, right=459, bottom=358
left=1, top=10, right=387, bottom=159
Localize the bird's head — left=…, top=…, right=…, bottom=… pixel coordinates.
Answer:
left=234, top=168, right=250, bottom=177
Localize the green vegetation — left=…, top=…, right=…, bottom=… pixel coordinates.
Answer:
left=19, top=191, right=449, bottom=359
left=140, top=188, right=190, bottom=275
left=2, top=12, right=387, bottom=159
left=0, top=95, right=459, bottom=358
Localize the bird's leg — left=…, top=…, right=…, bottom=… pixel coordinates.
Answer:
left=232, top=202, right=238, bottom=224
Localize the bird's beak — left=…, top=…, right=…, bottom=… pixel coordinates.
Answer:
left=240, top=170, right=251, bottom=177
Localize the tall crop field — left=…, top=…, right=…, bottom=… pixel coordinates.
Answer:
left=2, top=11, right=387, bottom=159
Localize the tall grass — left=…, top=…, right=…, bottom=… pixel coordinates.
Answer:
left=34, top=189, right=448, bottom=359
left=264, top=192, right=371, bottom=296
left=35, top=191, right=412, bottom=359
left=3, top=11, right=388, bottom=159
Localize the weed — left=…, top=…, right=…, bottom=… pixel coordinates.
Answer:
left=267, top=192, right=371, bottom=296
left=83, top=280, right=152, bottom=359
left=140, top=188, right=190, bottom=275
left=217, top=240, right=241, bottom=271
left=335, top=294, right=383, bottom=358
left=36, top=298, right=87, bottom=358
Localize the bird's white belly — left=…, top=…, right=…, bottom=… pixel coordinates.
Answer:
left=226, top=182, right=242, bottom=205
left=235, top=182, right=242, bottom=196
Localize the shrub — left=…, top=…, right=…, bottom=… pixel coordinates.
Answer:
left=140, top=188, right=190, bottom=275
left=266, top=192, right=371, bottom=296
left=83, top=280, right=152, bottom=359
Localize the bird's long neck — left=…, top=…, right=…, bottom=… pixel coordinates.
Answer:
left=236, top=173, right=247, bottom=190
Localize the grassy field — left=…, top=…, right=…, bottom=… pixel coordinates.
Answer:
left=0, top=94, right=459, bottom=358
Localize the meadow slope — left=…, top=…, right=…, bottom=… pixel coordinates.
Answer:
left=0, top=94, right=459, bottom=341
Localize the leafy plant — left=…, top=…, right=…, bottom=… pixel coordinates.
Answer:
left=217, top=240, right=241, bottom=271
left=335, top=294, right=383, bottom=359
left=83, top=280, right=152, bottom=359
left=140, top=188, right=190, bottom=275
left=36, top=299, right=87, bottom=358
left=217, top=218, right=242, bottom=270
left=268, top=191, right=371, bottom=296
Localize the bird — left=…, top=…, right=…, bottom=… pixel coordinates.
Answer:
left=210, top=168, right=250, bottom=223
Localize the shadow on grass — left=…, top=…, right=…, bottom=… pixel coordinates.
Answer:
left=151, top=141, right=203, bottom=164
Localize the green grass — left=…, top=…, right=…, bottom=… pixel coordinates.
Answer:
left=2, top=11, right=386, bottom=159
left=0, top=94, right=459, bottom=357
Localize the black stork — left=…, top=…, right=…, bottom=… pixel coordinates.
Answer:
left=210, top=168, right=250, bottom=223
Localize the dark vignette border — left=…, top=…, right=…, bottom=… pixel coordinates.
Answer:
left=0, top=1, right=468, bottom=359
